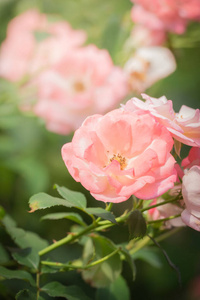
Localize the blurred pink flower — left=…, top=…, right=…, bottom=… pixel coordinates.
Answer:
left=62, top=108, right=176, bottom=203
left=124, top=94, right=200, bottom=147
left=23, top=45, right=128, bottom=134
left=128, top=25, right=166, bottom=47
left=124, top=47, right=176, bottom=93
left=131, top=0, right=200, bottom=34
left=181, top=166, right=200, bottom=231
left=0, top=9, right=86, bottom=81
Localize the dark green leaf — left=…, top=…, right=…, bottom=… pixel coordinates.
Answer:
left=0, top=266, right=35, bottom=286
left=120, top=248, right=136, bottom=280
left=0, top=205, right=5, bottom=220
left=16, top=289, right=45, bottom=300
left=2, top=215, right=48, bottom=251
left=29, top=193, right=74, bottom=212
left=127, top=210, right=147, bottom=239
left=11, top=248, right=39, bottom=270
left=85, top=207, right=116, bottom=223
left=0, top=243, right=10, bottom=264
left=41, top=212, right=86, bottom=226
left=42, top=282, right=91, bottom=300
left=55, top=185, right=87, bottom=209
left=82, top=235, right=122, bottom=288
left=131, top=247, right=162, bottom=269
left=95, top=275, right=130, bottom=300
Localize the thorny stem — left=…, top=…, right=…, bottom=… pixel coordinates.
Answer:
left=41, top=247, right=120, bottom=270
left=38, top=197, right=180, bottom=256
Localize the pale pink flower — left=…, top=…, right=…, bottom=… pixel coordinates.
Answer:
left=22, top=45, right=128, bottom=134
left=124, top=94, right=200, bottom=147
left=62, top=109, right=177, bottom=203
left=131, top=0, right=200, bottom=34
left=128, top=25, right=166, bottom=47
left=181, top=166, right=200, bottom=231
left=0, top=9, right=86, bottom=82
left=182, top=147, right=200, bottom=169
left=124, top=47, right=176, bottom=93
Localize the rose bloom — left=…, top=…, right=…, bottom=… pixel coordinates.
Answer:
left=22, top=45, right=128, bottom=135
left=181, top=166, right=200, bottom=231
left=0, top=9, right=86, bottom=82
left=182, top=147, right=200, bottom=169
left=124, top=47, right=176, bottom=93
left=124, top=94, right=200, bottom=147
left=131, top=0, right=200, bottom=34
left=62, top=108, right=177, bottom=203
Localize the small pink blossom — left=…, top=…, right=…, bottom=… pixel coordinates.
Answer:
left=124, top=47, right=176, bottom=93
left=124, top=94, right=200, bottom=147
left=62, top=109, right=176, bottom=203
left=0, top=9, right=86, bottom=82
left=131, top=0, right=200, bottom=34
left=181, top=166, right=200, bottom=231
left=22, top=45, right=128, bottom=134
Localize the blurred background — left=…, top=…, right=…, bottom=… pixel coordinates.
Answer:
left=0, top=0, right=200, bottom=299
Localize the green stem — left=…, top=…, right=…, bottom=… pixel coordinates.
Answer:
left=141, top=197, right=179, bottom=213
left=147, top=214, right=181, bottom=224
left=36, top=271, right=40, bottom=300
left=39, top=222, right=97, bottom=256
left=41, top=248, right=120, bottom=270
left=128, top=236, right=151, bottom=255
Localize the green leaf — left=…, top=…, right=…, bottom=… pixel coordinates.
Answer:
left=0, top=243, right=10, bottom=264
left=55, top=184, right=87, bottom=209
left=42, top=282, right=91, bottom=300
left=2, top=215, right=48, bottom=251
left=0, top=266, right=35, bottom=287
left=16, top=289, right=45, bottom=300
left=120, top=248, right=136, bottom=281
left=0, top=205, right=6, bottom=220
left=131, top=247, right=162, bottom=269
left=127, top=210, right=147, bottom=239
left=11, top=248, right=39, bottom=270
left=95, top=275, right=130, bottom=300
left=29, top=193, right=75, bottom=212
left=82, top=235, right=122, bottom=288
left=85, top=207, right=116, bottom=223
left=41, top=212, right=86, bottom=226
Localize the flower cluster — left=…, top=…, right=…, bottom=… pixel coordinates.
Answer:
left=62, top=93, right=200, bottom=232
left=0, top=10, right=128, bottom=134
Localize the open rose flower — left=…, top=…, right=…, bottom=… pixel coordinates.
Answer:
left=0, top=9, right=86, bottom=82
left=124, top=47, right=176, bottom=93
left=22, top=45, right=128, bottom=135
left=181, top=166, right=200, bottom=231
left=131, top=0, right=200, bottom=34
left=124, top=94, right=200, bottom=147
left=62, top=108, right=177, bottom=203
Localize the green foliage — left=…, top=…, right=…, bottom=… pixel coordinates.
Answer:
left=132, top=247, right=163, bottom=269
left=0, top=266, right=35, bottom=287
left=82, top=235, right=122, bottom=288
left=127, top=210, right=147, bottom=239
left=85, top=207, right=116, bottom=223
left=55, top=184, right=87, bottom=209
left=16, top=289, right=45, bottom=300
left=41, top=212, right=87, bottom=226
left=0, top=243, right=10, bottom=264
left=41, top=281, right=92, bottom=300
left=95, top=275, right=130, bottom=300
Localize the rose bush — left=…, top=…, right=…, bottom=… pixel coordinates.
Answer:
left=62, top=108, right=177, bottom=203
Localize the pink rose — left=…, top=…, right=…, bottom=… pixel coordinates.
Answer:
left=181, top=166, right=200, bottom=231
left=124, top=47, right=176, bottom=93
left=0, top=9, right=86, bottom=82
left=62, top=109, right=176, bottom=203
left=22, top=45, right=128, bottom=135
left=124, top=94, right=200, bottom=147
left=131, top=0, right=200, bottom=34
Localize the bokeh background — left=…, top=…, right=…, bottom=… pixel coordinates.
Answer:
left=0, top=0, right=200, bottom=299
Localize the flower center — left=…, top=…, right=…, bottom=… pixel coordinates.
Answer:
left=73, top=81, right=86, bottom=92
left=110, top=153, right=127, bottom=170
